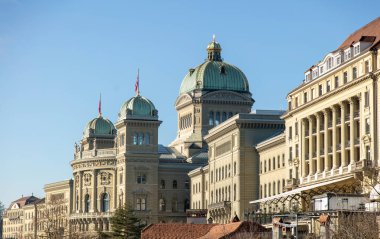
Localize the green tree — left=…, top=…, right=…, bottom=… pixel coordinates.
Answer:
left=0, top=201, right=4, bottom=216
left=110, top=204, right=146, bottom=239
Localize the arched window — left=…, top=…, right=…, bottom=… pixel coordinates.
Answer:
left=222, top=112, right=227, bottom=122
left=144, top=133, right=150, bottom=145
left=133, top=133, right=138, bottom=145
left=101, top=193, right=109, bottom=212
left=160, top=179, right=165, bottom=189
left=184, top=199, right=190, bottom=212
left=209, top=112, right=214, bottom=126
left=215, top=112, right=220, bottom=125
left=159, top=198, right=166, bottom=211
left=173, top=180, right=177, bottom=189
left=138, top=132, right=144, bottom=145
left=84, top=194, right=90, bottom=213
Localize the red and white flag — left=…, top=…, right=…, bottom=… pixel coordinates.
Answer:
left=98, top=93, right=102, bottom=116
left=135, top=69, right=140, bottom=95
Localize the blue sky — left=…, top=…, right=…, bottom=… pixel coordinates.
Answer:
left=0, top=0, right=379, bottom=206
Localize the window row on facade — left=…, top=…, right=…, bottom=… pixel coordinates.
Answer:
left=304, top=41, right=370, bottom=83
left=260, top=154, right=285, bottom=174
left=208, top=111, right=237, bottom=126
left=260, top=179, right=286, bottom=198
left=210, top=184, right=236, bottom=203
left=290, top=61, right=371, bottom=111
left=210, top=162, right=237, bottom=183
left=77, top=192, right=110, bottom=213
left=180, top=113, right=192, bottom=130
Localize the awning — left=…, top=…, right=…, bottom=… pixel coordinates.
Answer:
left=250, top=176, right=353, bottom=204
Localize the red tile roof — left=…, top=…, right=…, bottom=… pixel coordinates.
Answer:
left=338, top=17, right=380, bottom=50
left=141, top=221, right=269, bottom=239
left=8, top=195, right=39, bottom=209
left=141, top=223, right=215, bottom=239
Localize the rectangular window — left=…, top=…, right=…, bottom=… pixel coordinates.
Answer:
left=289, top=126, right=292, bottom=140
left=319, top=84, right=323, bottom=96
left=335, top=76, right=339, bottom=88
left=295, top=144, right=299, bottom=157
left=137, top=173, right=146, bottom=184
left=343, top=71, right=348, bottom=83
left=295, top=97, right=298, bottom=107
left=136, top=198, right=146, bottom=211
left=233, top=162, right=236, bottom=175
left=273, top=157, right=276, bottom=170
left=282, top=154, right=285, bottom=167
left=365, top=61, right=370, bottom=74
left=289, top=147, right=293, bottom=160
left=366, top=146, right=371, bottom=160
left=295, top=122, right=298, bottom=136
left=365, top=118, right=370, bottom=134
left=277, top=156, right=280, bottom=169
left=326, top=80, right=331, bottom=92
left=353, top=67, right=357, bottom=79
left=311, top=88, right=315, bottom=100
left=304, top=92, right=307, bottom=103
left=288, top=101, right=292, bottom=110
left=365, top=91, right=369, bottom=107
left=233, top=184, right=236, bottom=201
left=289, top=169, right=293, bottom=179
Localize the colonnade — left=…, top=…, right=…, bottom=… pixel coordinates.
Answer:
left=300, top=96, right=361, bottom=177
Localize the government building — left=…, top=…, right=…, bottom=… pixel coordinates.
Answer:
left=2, top=36, right=283, bottom=237
left=3, top=17, right=380, bottom=238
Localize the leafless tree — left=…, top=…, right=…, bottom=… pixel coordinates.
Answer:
left=328, top=211, right=378, bottom=239
left=36, top=196, right=70, bottom=239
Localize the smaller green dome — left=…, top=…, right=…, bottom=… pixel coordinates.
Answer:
left=118, top=94, right=158, bottom=121
left=83, top=116, right=116, bottom=138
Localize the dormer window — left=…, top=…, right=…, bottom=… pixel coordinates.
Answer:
left=220, top=66, right=226, bottom=75
left=305, top=73, right=311, bottom=82
left=336, top=56, right=341, bottom=65
left=354, top=44, right=360, bottom=56
left=312, top=69, right=318, bottom=79
left=344, top=49, right=351, bottom=61
left=327, top=58, right=333, bottom=70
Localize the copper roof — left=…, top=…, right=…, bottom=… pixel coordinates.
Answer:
left=338, top=17, right=380, bottom=50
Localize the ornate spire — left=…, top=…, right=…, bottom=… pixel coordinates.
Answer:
left=207, top=34, right=222, bottom=61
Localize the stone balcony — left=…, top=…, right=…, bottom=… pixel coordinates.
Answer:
left=300, top=159, right=373, bottom=184
left=69, top=212, right=112, bottom=220
left=286, top=178, right=300, bottom=191
left=74, top=149, right=116, bottom=160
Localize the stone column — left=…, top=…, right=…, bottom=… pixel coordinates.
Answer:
left=79, top=171, right=83, bottom=212
left=340, top=101, right=347, bottom=166
left=92, top=169, right=97, bottom=212
left=332, top=106, right=338, bottom=169
left=349, top=98, right=355, bottom=165
left=323, top=110, right=329, bottom=171
left=316, top=113, right=322, bottom=173
left=301, top=119, right=307, bottom=177
left=309, top=116, right=314, bottom=175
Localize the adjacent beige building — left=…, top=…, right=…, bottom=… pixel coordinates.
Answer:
left=251, top=17, right=380, bottom=213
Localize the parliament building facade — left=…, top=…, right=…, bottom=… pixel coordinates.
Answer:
left=4, top=17, right=380, bottom=238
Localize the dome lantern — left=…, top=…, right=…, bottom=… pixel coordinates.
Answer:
left=207, top=34, right=222, bottom=62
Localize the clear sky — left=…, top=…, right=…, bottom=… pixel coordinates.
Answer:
left=0, top=0, right=379, bottom=206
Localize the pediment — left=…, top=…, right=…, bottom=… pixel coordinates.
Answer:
left=175, top=94, right=193, bottom=107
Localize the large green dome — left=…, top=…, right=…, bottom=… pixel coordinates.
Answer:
left=83, top=116, right=116, bottom=138
left=118, top=94, right=158, bottom=121
left=179, top=38, right=250, bottom=95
